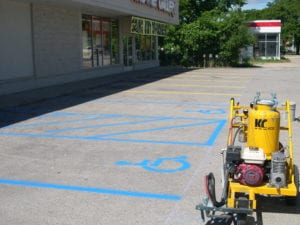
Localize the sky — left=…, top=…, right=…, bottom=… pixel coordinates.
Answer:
left=242, top=0, right=274, bottom=10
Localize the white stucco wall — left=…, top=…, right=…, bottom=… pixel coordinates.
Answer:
left=0, top=0, right=167, bottom=96
left=0, top=0, right=33, bottom=80
left=32, top=4, right=82, bottom=77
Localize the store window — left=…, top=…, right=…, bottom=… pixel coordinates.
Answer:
left=135, top=35, right=156, bottom=62
left=123, top=36, right=133, bottom=66
left=254, top=33, right=280, bottom=58
left=82, top=15, right=119, bottom=68
left=111, top=20, right=119, bottom=64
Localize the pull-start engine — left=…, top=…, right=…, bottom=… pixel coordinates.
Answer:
left=236, top=161, right=264, bottom=186
left=226, top=145, right=286, bottom=188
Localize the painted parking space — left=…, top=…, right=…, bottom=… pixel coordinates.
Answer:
left=0, top=110, right=226, bottom=147
left=0, top=68, right=262, bottom=225
left=123, top=90, right=241, bottom=96
left=0, top=95, right=230, bottom=203
left=0, top=178, right=182, bottom=201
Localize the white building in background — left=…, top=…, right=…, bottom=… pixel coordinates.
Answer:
left=0, top=0, right=179, bottom=96
left=248, top=20, right=282, bottom=59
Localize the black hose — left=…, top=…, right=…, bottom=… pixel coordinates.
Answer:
left=205, top=172, right=229, bottom=208
left=232, top=126, right=242, bottom=145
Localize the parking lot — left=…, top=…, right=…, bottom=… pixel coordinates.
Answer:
left=0, top=57, right=300, bottom=225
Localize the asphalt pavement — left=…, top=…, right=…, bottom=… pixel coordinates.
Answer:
left=0, top=56, right=300, bottom=225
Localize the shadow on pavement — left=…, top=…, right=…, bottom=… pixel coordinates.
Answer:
left=202, top=192, right=300, bottom=225
left=0, top=67, right=192, bottom=128
left=255, top=193, right=300, bottom=225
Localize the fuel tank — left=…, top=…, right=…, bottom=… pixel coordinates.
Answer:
left=247, top=99, right=280, bottom=159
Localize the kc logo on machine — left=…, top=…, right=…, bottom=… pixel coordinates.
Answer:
left=255, top=119, right=267, bottom=128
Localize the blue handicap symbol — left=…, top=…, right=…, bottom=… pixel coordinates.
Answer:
left=116, top=156, right=190, bottom=173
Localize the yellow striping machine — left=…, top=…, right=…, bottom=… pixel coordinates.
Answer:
left=196, top=93, right=299, bottom=225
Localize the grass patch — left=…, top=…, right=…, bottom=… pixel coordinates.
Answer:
left=249, top=57, right=290, bottom=64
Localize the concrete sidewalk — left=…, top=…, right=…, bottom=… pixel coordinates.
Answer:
left=0, top=67, right=189, bottom=109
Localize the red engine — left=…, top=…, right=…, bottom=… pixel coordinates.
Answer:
left=236, top=164, right=264, bottom=186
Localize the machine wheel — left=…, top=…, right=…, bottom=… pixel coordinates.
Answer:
left=206, top=214, right=233, bottom=225
left=286, top=165, right=299, bottom=206
left=235, top=197, right=249, bottom=225
left=236, top=214, right=247, bottom=225
left=235, top=215, right=255, bottom=225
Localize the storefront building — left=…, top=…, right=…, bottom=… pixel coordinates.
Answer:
left=0, top=0, right=179, bottom=95
left=248, top=20, right=281, bottom=59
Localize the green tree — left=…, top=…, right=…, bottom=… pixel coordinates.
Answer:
left=179, top=0, right=219, bottom=24
left=264, top=0, right=300, bottom=54
left=219, top=10, right=255, bottom=65
left=218, top=0, right=246, bottom=11
left=160, top=0, right=254, bottom=67
left=179, top=10, right=221, bottom=66
left=244, top=9, right=266, bottom=21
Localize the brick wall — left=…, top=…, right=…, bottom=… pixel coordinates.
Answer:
left=32, top=4, right=82, bottom=77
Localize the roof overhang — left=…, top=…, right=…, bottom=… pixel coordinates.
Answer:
left=248, top=20, right=281, bottom=33
left=13, top=0, right=179, bottom=24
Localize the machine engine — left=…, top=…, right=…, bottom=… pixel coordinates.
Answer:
left=226, top=146, right=287, bottom=187
left=225, top=94, right=287, bottom=188
left=237, top=163, right=264, bottom=186
left=226, top=146, right=266, bottom=186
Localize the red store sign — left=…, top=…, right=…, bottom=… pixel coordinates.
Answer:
left=132, top=0, right=176, bottom=16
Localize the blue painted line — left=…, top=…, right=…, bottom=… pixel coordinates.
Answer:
left=0, top=131, right=214, bottom=146
left=1, top=110, right=222, bottom=127
left=185, top=109, right=226, bottom=114
left=98, top=137, right=210, bottom=146
left=0, top=100, right=227, bottom=123
left=45, top=114, right=159, bottom=125
left=38, top=112, right=158, bottom=119
left=4, top=114, right=122, bottom=129
left=93, top=120, right=219, bottom=138
left=0, top=179, right=181, bottom=201
left=205, top=119, right=227, bottom=145
left=0, top=132, right=111, bottom=142
left=93, top=99, right=227, bottom=107
left=36, top=111, right=95, bottom=118
left=0, top=111, right=92, bottom=124
left=0, top=119, right=227, bottom=146
left=33, top=95, right=228, bottom=108
left=47, top=117, right=172, bottom=133
left=0, top=108, right=71, bottom=118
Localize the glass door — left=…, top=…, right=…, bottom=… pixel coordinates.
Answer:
left=92, top=17, right=103, bottom=67
left=82, top=15, right=118, bottom=68
left=102, top=19, right=111, bottom=66
left=123, top=36, right=133, bottom=67
left=82, top=15, right=92, bottom=68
